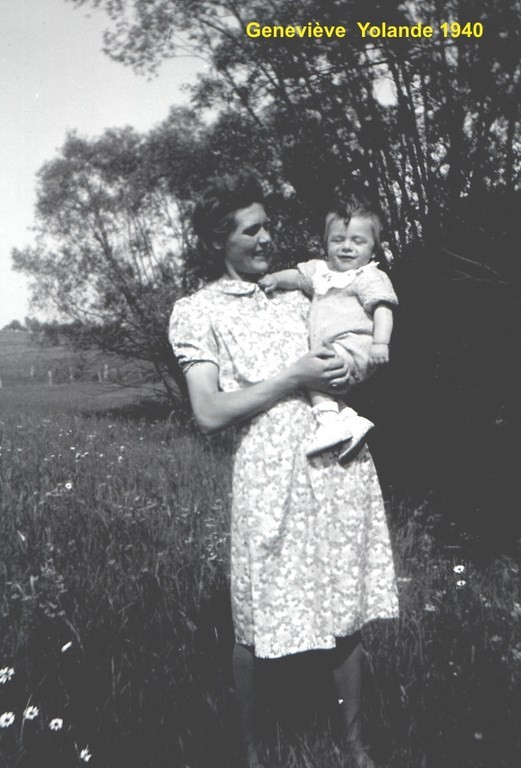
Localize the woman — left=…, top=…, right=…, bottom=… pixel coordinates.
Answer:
left=169, top=173, right=398, bottom=768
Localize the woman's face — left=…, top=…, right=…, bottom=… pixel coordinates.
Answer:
left=223, top=203, right=272, bottom=280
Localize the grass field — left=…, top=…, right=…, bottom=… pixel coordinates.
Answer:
left=1, top=333, right=520, bottom=767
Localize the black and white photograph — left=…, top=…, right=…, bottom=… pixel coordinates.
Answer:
left=1, top=1, right=520, bottom=767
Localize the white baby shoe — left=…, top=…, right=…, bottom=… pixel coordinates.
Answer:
left=306, top=418, right=353, bottom=457
left=337, top=412, right=374, bottom=463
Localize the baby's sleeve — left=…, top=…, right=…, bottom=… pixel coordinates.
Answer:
left=358, top=268, right=398, bottom=314
left=169, top=295, right=219, bottom=374
left=296, top=260, right=320, bottom=295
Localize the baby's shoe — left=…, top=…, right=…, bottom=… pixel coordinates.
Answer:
left=306, top=418, right=353, bottom=457
left=337, top=411, right=374, bottom=463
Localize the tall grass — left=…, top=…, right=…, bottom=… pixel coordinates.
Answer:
left=0, top=385, right=520, bottom=767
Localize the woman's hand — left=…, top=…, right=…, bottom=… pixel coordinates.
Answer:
left=184, top=344, right=350, bottom=435
left=289, top=343, right=351, bottom=393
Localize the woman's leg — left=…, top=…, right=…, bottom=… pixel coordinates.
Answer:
left=332, top=633, right=363, bottom=743
left=332, top=633, right=375, bottom=768
left=232, top=642, right=263, bottom=768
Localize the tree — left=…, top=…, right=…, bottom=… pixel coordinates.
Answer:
left=65, top=0, right=521, bottom=255
left=2, top=319, right=25, bottom=331
left=13, top=116, right=205, bottom=395
left=12, top=106, right=308, bottom=395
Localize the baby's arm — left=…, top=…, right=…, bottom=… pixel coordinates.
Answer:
left=369, top=305, right=394, bottom=366
left=259, top=268, right=307, bottom=295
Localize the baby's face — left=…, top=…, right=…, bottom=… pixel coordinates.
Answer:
left=326, top=215, right=375, bottom=272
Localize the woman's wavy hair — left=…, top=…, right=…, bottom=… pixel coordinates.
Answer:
left=191, top=172, right=265, bottom=281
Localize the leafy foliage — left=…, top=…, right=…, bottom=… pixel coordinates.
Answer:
left=12, top=108, right=317, bottom=395
left=12, top=117, right=202, bottom=394
left=18, top=1, right=521, bottom=364
left=65, top=0, right=521, bottom=248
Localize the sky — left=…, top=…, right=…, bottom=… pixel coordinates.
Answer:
left=0, top=0, right=205, bottom=328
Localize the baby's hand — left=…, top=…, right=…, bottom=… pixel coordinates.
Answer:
left=259, top=274, right=278, bottom=295
left=369, top=343, right=389, bottom=367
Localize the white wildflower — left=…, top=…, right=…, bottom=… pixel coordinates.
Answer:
left=80, top=747, right=92, bottom=762
left=49, top=717, right=63, bottom=731
left=0, top=712, right=15, bottom=728
left=453, top=564, right=465, bottom=574
left=65, top=482, right=73, bottom=491
left=456, top=580, right=467, bottom=588
left=23, top=705, right=39, bottom=720
left=424, top=603, right=436, bottom=613
left=0, top=667, right=15, bottom=684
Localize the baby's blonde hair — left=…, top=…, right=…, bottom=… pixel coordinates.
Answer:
left=324, top=197, right=383, bottom=256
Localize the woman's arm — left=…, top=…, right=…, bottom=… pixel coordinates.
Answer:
left=185, top=346, right=350, bottom=433
left=369, top=305, right=394, bottom=366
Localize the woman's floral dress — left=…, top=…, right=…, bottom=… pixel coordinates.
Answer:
left=169, top=277, right=398, bottom=659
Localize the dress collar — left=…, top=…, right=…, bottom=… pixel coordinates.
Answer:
left=208, top=276, right=259, bottom=296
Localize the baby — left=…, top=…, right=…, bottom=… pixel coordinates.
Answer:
left=260, top=197, right=398, bottom=460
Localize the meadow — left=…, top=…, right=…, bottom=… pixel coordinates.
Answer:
left=1, top=332, right=520, bottom=768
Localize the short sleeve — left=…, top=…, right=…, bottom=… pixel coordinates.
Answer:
left=169, top=295, right=219, bottom=374
left=296, top=260, right=321, bottom=295
left=357, top=267, right=398, bottom=314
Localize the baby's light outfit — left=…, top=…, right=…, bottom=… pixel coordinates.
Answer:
left=297, top=260, right=398, bottom=383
